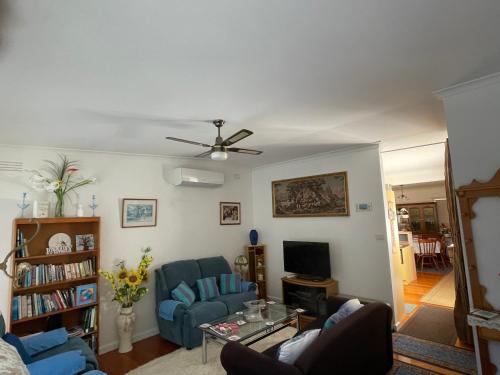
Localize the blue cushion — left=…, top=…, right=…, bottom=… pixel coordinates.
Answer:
left=84, top=371, right=107, bottom=375
left=21, top=328, right=68, bottom=356
left=27, top=350, right=85, bottom=375
left=277, top=329, right=321, bottom=364
left=196, top=277, right=220, bottom=301
left=197, top=256, right=231, bottom=281
left=0, top=312, right=5, bottom=337
left=220, top=273, right=242, bottom=295
left=322, top=298, right=363, bottom=331
left=2, top=332, right=32, bottom=364
left=161, top=260, right=201, bottom=296
left=214, top=291, right=257, bottom=314
left=171, top=281, right=196, bottom=306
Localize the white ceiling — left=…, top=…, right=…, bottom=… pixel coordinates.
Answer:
left=0, top=1, right=499, bottom=175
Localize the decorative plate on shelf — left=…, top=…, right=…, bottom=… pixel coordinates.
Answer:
left=48, top=233, right=72, bottom=249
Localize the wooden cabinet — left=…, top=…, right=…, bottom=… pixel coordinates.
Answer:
left=246, top=245, right=266, bottom=299
left=397, top=202, right=439, bottom=234
left=9, top=217, right=100, bottom=352
left=282, top=277, right=338, bottom=329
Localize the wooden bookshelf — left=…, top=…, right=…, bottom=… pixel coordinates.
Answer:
left=9, top=217, right=100, bottom=351
left=246, top=245, right=267, bottom=299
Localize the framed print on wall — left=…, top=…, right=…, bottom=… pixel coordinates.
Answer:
left=121, top=198, right=158, bottom=228
left=220, top=202, right=241, bottom=225
left=272, top=171, right=349, bottom=217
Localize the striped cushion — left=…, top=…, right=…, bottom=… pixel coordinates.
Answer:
left=196, top=277, right=220, bottom=301
left=171, top=281, right=196, bottom=306
left=219, top=273, right=242, bottom=295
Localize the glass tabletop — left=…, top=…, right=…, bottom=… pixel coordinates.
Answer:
left=199, top=302, right=298, bottom=343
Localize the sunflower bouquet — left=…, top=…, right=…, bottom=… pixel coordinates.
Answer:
left=99, top=247, right=153, bottom=308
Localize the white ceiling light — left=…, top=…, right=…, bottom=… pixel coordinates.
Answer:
left=211, top=151, right=228, bottom=161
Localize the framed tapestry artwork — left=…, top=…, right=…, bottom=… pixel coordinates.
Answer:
left=272, top=171, right=349, bottom=217
left=220, top=202, right=241, bottom=225
left=121, top=198, right=158, bottom=228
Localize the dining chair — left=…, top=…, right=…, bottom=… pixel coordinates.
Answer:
left=417, top=239, right=439, bottom=271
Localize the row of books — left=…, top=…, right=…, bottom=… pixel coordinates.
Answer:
left=83, top=333, right=97, bottom=353
left=15, top=229, right=28, bottom=258
left=17, top=258, right=96, bottom=288
left=82, top=306, right=97, bottom=333
left=12, top=288, right=77, bottom=321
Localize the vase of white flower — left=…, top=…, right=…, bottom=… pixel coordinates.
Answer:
left=30, top=154, right=96, bottom=217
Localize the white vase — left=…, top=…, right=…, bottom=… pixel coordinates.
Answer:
left=116, top=306, right=135, bottom=353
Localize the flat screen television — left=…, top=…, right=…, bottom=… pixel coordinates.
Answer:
left=283, top=241, right=331, bottom=280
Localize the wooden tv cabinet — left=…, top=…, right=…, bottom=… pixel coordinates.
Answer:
left=282, top=276, right=338, bottom=329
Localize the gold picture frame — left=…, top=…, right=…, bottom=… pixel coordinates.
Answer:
left=272, top=172, right=349, bottom=217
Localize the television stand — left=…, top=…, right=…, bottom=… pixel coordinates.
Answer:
left=282, top=276, right=338, bottom=329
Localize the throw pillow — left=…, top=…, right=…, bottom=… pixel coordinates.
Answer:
left=196, top=276, right=220, bottom=301
left=0, top=337, right=30, bottom=375
left=277, top=328, right=321, bottom=364
left=21, top=327, right=68, bottom=357
left=2, top=333, right=32, bottom=364
left=171, top=281, right=196, bottom=306
left=219, top=273, right=242, bottom=295
left=322, top=298, right=363, bottom=331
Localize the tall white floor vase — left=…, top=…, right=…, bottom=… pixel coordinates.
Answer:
left=117, top=306, right=135, bottom=353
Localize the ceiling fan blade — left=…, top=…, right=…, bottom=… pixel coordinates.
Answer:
left=227, top=147, right=263, bottom=155
left=194, top=150, right=213, bottom=158
left=165, top=137, right=212, bottom=148
left=222, top=129, right=253, bottom=146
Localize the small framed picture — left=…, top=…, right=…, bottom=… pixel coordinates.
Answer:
left=220, top=202, right=241, bottom=225
left=75, top=283, right=97, bottom=306
left=75, top=234, right=95, bottom=251
left=122, top=198, right=157, bottom=228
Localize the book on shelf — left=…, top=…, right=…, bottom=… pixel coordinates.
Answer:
left=12, top=286, right=81, bottom=321
left=16, top=258, right=96, bottom=288
left=83, top=333, right=97, bottom=353
left=15, top=229, right=29, bottom=258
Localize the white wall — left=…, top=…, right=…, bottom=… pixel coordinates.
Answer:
left=251, top=145, right=395, bottom=307
left=437, top=72, right=500, bottom=373
left=0, top=145, right=253, bottom=353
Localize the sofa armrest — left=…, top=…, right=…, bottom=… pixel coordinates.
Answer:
left=221, top=342, right=303, bottom=375
left=21, top=328, right=68, bottom=356
left=27, top=350, right=86, bottom=375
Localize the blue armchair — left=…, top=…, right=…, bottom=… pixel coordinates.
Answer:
left=155, top=256, right=257, bottom=349
left=0, top=312, right=101, bottom=374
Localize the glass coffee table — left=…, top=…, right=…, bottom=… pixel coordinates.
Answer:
left=198, top=301, right=303, bottom=364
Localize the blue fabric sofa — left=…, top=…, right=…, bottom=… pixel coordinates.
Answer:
left=155, top=256, right=257, bottom=349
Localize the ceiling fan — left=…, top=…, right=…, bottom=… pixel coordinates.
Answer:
left=166, top=119, right=262, bottom=161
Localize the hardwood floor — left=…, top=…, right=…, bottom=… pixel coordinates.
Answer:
left=98, top=335, right=179, bottom=375
left=404, top=272, right=444, bottom=307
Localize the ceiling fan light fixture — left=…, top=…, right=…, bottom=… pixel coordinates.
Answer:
left=211, top=150, right=228, bottom=161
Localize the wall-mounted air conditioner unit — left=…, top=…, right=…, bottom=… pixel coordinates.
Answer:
left=164, top=167, right=224, bottom=187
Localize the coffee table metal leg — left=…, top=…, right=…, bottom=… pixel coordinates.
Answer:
left=202, top=331, right=207, bottom=364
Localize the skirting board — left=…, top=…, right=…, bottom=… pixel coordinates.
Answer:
left=98, top=327, right=160, bottom=354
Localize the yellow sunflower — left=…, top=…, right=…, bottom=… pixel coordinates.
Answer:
left=126, top=270, right=141, bottom=286
left=117, top=268, right=128, bottom=283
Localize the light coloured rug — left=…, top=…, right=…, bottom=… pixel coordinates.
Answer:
left=126, top=327, right=297, bottom=375
left=421, top=271, right=455, bottom=308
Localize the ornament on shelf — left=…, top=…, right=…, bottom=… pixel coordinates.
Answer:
left=89, top=195, right=98, bottom=217
left=76, top=203, right=84, bottom=217
left=17, top=192, right=30, bottom=218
